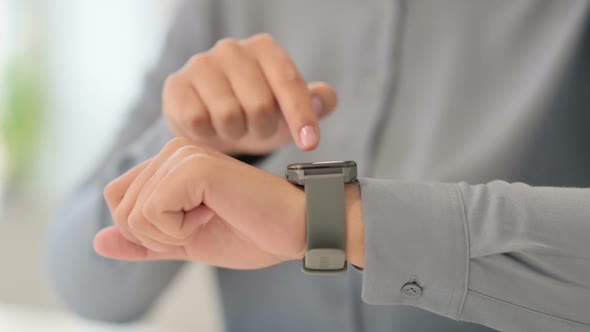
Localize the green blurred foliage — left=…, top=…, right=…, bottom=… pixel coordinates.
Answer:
left=1, top=55, right=45, bottom=184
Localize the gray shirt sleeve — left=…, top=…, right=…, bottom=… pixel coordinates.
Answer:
left=44, top=0, right=218, bottom=322
left=359, top=178, right=590, bottom=331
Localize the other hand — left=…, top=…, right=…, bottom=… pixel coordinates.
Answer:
left=163, top=33, right=338, bottom=155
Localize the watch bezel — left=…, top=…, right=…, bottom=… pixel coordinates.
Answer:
left=285, top=161, right=357, bottom=185
left=286, top=160, right=356, bottom=170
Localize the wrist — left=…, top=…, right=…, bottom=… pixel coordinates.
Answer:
left=286, top=163, right=364, bottom=270
left=345, top=181, right=365, bottom=268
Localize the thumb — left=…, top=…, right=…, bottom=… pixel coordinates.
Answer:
left=308, top=82, right=338, bottom=120
left=94, top=226, right=186, bottom=261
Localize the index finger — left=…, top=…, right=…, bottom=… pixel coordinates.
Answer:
left=244, top=34, right=319, bottom=150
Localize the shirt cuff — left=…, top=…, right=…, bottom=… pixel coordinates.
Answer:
left=358, top=178, right=469, bottom=320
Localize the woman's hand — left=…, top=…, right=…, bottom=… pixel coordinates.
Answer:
left=95, top=137, right=307, bottom=269
left=163, top=33, right=338, bottom=155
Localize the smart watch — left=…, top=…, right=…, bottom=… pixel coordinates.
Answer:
left=285, top=161, right=357, bottom=274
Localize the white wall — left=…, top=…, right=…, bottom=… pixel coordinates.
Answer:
left=41, top=0, right=175, bottom=197
left=0, top=0, right=14, bottom=103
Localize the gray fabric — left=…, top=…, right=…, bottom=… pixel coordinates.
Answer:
left=45, top=0, right=590, bottom=331
left=359, top=179, right=590, bottom=331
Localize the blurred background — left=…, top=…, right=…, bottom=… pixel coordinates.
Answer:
left=0, top=0, right=223, bottom=331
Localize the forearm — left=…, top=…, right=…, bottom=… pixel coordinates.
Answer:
left=346, top=178, right=590, bottom=331
left=458, top=181, right=590, bottom=330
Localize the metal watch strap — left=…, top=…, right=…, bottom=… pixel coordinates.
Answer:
left=303, top=173, right=347, bottom=273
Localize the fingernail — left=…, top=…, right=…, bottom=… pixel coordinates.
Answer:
left=312, top=97, right=324, bottom=116
left=299, top=125, right=318, bottom=149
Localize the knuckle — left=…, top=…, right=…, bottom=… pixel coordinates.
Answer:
left=213, top=38, right=238, bottom=54
left=163, top=76, right=190, bottom=110
left=175, top=145, right=201, bottom=158
left=213, top=99, right=243, bottom=124
left=141, top=201, right=159, bottom=222
left=184, top=153, right=214, bottom=176
left=163, top=137, right=191, bottom=153
left=163, top=73, right=184, bottom=94
left=186, top=113, right=210, bottom=131
left=250, top=33, right=275, bottom=45
left=250, top=97, right=276, bottom=119
left=219, top=110, right=242, bottom=127
left=162, top=76, right=191, bottom=125
left=177, top=152, right=206, bottom=172
left=170, top=146, right=209, bottom=167
left=128, top=210, right=147, bottom=232
left=187, top=52, right=213, bottom=69
left=186, top=151, right=208, bottom=164
left=113, top=207, right=129, bottom=227
left=103, top=181, right=117, bottom=201
left=164, top=90, right=191, bottom=121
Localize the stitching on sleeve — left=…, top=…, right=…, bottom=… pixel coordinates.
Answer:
left=455, top=183, right=471, bottom=320
left=467, top=290, right=590, bottom=328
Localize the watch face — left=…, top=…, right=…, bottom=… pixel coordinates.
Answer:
left=287, top=160, right=356, bottom=170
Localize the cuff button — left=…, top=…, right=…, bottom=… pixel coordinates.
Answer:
left=401, top=282, right=422, bottom=298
